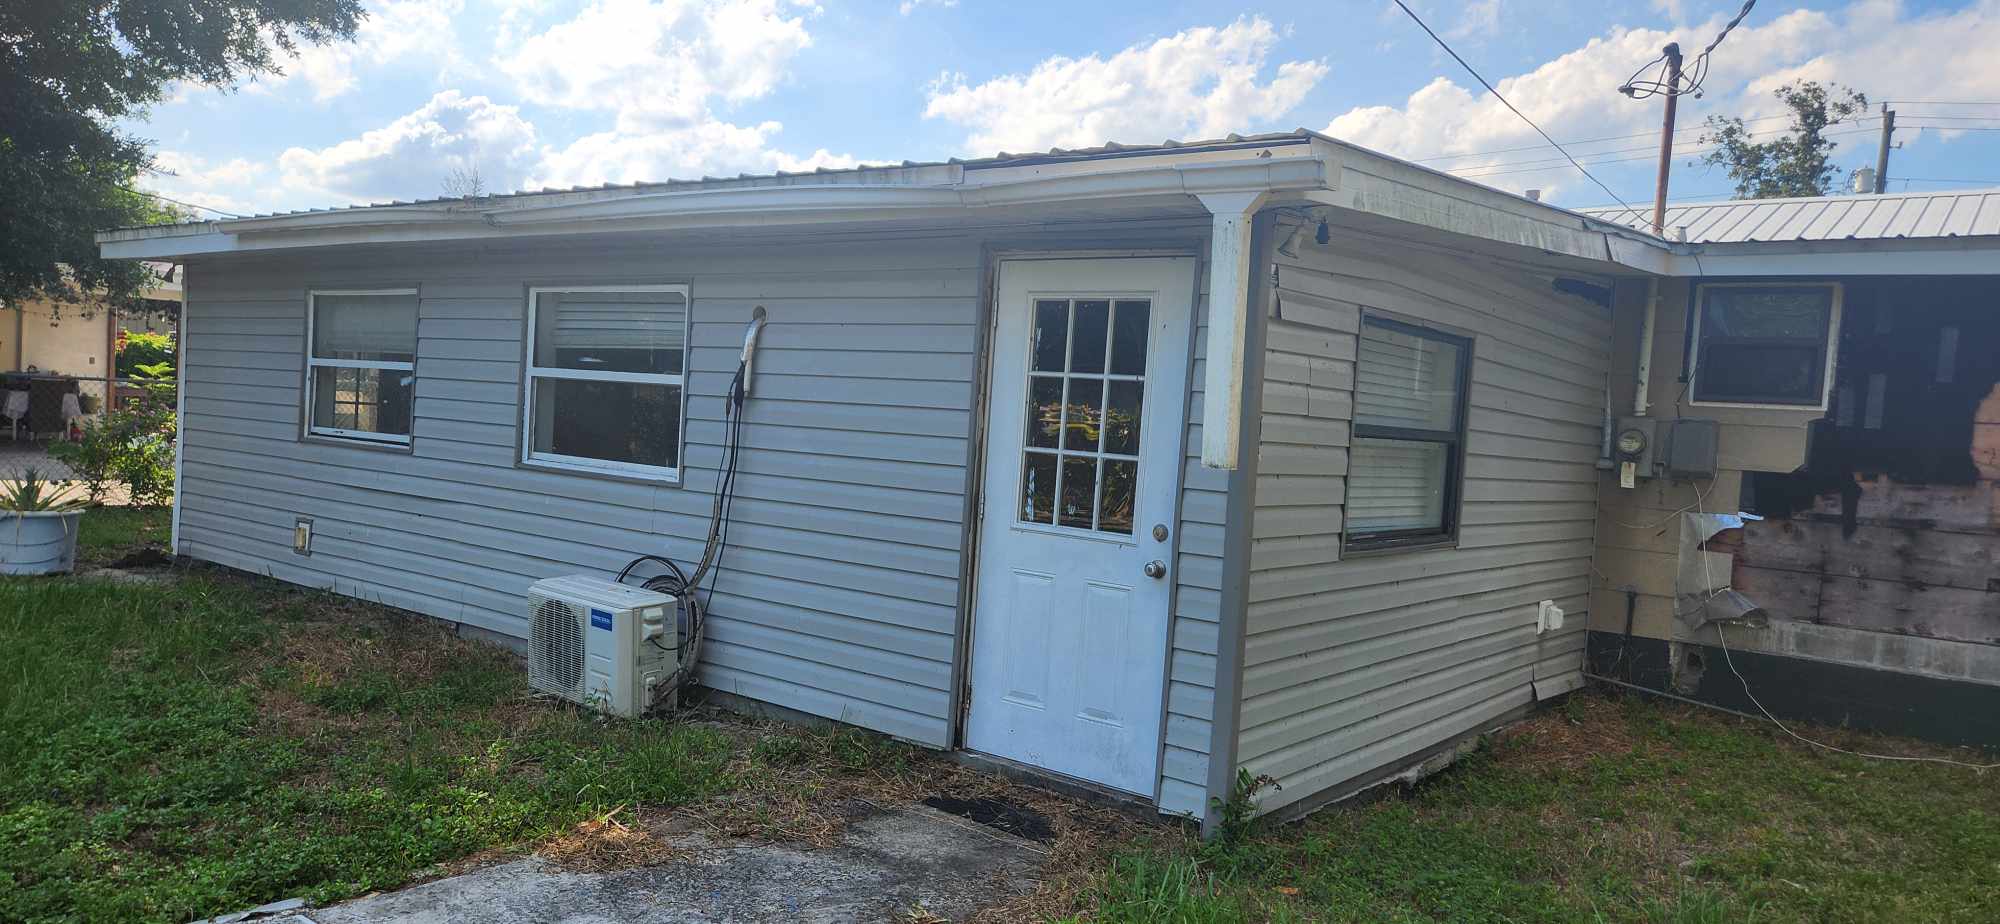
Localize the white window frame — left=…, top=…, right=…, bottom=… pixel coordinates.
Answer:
left=521, top=284, right=691, bottom=483
left=1688, top=282, right=1843, bottom=411
left=304, top=288, right=418, bottom=446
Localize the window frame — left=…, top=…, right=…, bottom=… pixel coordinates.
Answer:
left=1688, top=282, right=1843, bottom=410
left=1341, top=314, right=1474, bottom=555
left=520, top=283, right=692, bottom=484
left=302, top=288, right=419, bottom=447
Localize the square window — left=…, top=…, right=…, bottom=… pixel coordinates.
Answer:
left=306, top=290, right=418, bottom=445
left=524, top=287, right=689, bottom=481
left=1691, top=285, right=1840, bottom=407
left=1345, top=317, right=1471, bottom=551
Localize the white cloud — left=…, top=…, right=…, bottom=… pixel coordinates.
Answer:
left=500, top=0, right=813, bottom=131
left=1449, top=0, right=1501, bottom=40
left=139, top=151, right=273, bottom=217
left=278, top=90, right=540, bottom=202
left=899, top=0, right=957, bottom=14
left=1316, top=1, right=2000, bottom=202
left=530, top=120, right=858, bottom=188
left=922, top=17, right=1328, bottom=155
left=273, top=0, right=471, bottom=101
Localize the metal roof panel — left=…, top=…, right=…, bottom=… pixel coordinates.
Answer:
left=1579, top=186, right=2000, bottom=242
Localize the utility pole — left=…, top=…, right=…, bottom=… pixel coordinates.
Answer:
left=1873, top=103, right=1895, bottom=194
left=1650, top=43, right=1683, bottom=234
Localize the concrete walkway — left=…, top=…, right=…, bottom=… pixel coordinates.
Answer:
left=249, top=805, right=1045, bottom=923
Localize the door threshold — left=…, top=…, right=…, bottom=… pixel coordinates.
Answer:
left=951, top=750, right=1166, bottom=823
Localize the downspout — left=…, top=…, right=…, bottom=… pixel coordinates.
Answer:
left=1201, top=207, right=1274, bottom=837
left=1634, top=278, right=1660, bottom=416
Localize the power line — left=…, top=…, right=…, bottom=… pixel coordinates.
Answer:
left=1882, top=99, right=2000, bottom=106
left=1443, top=126, right=1880, bottom=177
left=1389, top=0, right=1637, bottom=213
left=1897, top=176, right=2000, bottom=185
left=128, top=188, right=243, bottom=219
left=1413, top=113, right=1831, bottom=163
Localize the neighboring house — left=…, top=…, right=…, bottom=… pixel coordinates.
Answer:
left=91, top=132, right=1998, bottom=833
left=0, top=265, right=181, bottom=436
left=1582, top=190, right=2000, bottom=747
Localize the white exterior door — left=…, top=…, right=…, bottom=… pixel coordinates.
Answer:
left=965, top=257, right=1195, bottom=796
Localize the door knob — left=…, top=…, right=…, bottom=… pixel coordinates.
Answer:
left=1143, top=560, right=1167, bottom=579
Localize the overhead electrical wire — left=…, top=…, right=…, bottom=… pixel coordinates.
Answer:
left=127, top=188, right=243, bottom=219
left=1414, top=113, right=1829, bottom=163
left=1619, top=0, right=1756, bottom=100
left=1388, top=0, right=1638, bottom=213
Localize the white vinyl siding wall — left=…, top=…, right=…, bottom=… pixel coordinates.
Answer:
left=1238, top=232, right=1605, bottom=817
left=177, top=236, right=982, bottom=747
left=1161, top=260, right=1221, bottom=817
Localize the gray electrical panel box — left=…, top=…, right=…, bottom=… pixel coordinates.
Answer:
left=1663, top=418, right=1720, bottom=480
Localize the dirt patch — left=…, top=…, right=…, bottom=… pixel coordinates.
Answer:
left=539, top=807, right=691, bottom=873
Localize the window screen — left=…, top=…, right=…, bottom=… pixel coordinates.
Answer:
left=1345, top=317, right=1471, bottom=549
left=1692, top=285, right=1836, bottom=406
left=523, top=287, right=689, bottom=480
left=306, top=290, right=418, bottom=444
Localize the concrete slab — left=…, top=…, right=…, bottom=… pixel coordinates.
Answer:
left=292, top=805, right=1043, bottom=923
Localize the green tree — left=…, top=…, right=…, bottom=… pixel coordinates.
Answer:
left=1, top=0, right=365, bottom=311
left=1699, top=81, right=1870, bottom=199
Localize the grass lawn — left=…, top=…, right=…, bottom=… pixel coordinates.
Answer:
left=1075, top=693, right=2000, bottom=923
left=0, top=507, right=926, bottom=924
left=7, top=507, right=1998, bottom=923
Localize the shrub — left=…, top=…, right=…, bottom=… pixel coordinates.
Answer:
left=116, top=331, right=175, bottom=379
left=50, top=362, right=176, bottom=507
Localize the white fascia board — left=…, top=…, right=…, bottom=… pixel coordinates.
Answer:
left=1667, top=239, right=2000, bottom=276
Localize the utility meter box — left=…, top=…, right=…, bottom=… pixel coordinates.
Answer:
left=1613, top=417, right=1660, bottom=487
left=1663, top=418, right=1720, bottom=480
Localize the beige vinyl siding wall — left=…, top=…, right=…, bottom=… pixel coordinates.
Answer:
left=1237, top=231, right=1608, bottom=817
left=177, top=234, right=982, bottom=748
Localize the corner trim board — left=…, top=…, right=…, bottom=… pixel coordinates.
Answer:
left=1201, top=209, right=1275, bottom=835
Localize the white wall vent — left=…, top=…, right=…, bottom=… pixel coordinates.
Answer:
left=525, top=575, right=678, bottom=717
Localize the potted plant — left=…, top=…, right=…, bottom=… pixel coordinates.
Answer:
left=0, top=468, right=88, bottom=575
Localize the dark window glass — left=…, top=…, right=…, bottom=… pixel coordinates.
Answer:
left=1109, top=300, right=1151, bottom=375
left=1069, top=300, right=1110, bottom=375
left=1032, top=300, right=1069, bottom=372
left=1693, top=286, right=1835, bottom=405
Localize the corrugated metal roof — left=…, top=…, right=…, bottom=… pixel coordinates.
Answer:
left=111, top=131, right=1318, bottom=233
left=1577, top=188, right=2000, bottom=243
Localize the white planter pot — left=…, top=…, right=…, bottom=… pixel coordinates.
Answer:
left=0, top=510, right=84, bottom=575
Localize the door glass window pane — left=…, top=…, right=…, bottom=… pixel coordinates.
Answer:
left=1098, top=459, right=1136, bottom=535
left=1032, top=300, right=1069, bottom=372
left=1026, top=375, right=1063, bottom=448
left=1059, top=455, right=1097, bottom=530
left=1069, top=300, right=1110, bottom=375
left=533, top=290, right=686, bottom=374
left=1345, top=438, right=1448, bottom=535
left=530, top=378, right=681, bottom=468
left=1355, top=322, right=1464, bottom=431
left=1062, top=378, right=1103, bottom=452
left=1104, top=380, right=1142, bottom=455
left=313, top=293, right=417, bottom=362
left=1020, top=452, right=1057, bottom=524
left=1109, top=300, right=1150, bottom=376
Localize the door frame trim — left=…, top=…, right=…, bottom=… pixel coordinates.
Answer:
left=949, top=245, right=1203, bottom=807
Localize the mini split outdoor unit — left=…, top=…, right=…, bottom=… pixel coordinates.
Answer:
left=526, top=575, right=679, bottom=717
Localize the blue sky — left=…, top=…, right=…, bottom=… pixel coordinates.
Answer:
left=127, top=0, right=2000, bottom=217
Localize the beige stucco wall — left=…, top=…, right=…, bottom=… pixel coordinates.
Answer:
left=10, top=298, right=112, bottom=378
